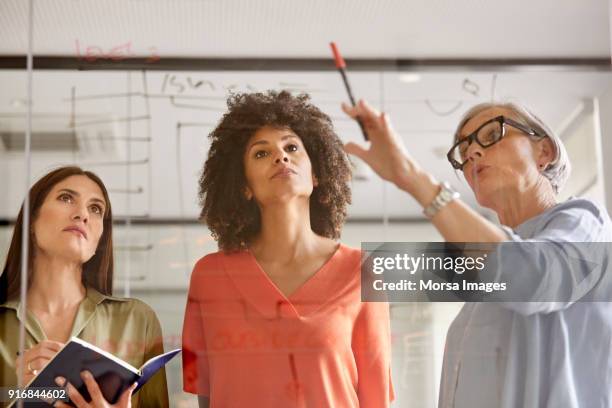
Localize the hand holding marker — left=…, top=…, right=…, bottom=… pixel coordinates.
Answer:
left=330, top=42, right=369, bottom=141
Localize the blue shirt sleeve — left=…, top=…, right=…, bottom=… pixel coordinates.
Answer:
left=485, top=199, right=612, bottom=315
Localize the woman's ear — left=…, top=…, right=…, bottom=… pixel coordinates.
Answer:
left=537, top=137, right=555, bottom=170
left=312, top=174, right=319, bottom=187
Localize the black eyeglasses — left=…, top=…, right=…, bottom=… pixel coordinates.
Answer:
left=447, top=115, right=544, bottom=170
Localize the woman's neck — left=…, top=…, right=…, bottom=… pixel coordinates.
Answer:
left=490, top=180, right=558, bottom=228
left=249, top=199, right=322, bottom=264
left=27, top=252, right=86, bottom=314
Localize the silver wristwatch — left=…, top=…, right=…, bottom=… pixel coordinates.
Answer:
left=423, top=181, right=460, bottom=219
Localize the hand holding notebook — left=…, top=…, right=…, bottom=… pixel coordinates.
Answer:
left=9, top=337, right=180, bottom=407
left=53, top=371, right=137, bottom=408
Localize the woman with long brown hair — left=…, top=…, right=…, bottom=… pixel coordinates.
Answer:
left=0, top=166, right=168, bottom=408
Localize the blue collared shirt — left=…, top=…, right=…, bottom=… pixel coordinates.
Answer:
left=438, top=198, right=612, bottom=408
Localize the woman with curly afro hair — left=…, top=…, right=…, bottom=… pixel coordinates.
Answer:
left=182, top=90, right=394, bottom=408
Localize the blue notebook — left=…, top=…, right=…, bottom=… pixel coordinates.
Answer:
left=9, top=337, right=180, bottom=407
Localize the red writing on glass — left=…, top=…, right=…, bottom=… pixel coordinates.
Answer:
left=75, top=39, right=160, bottom=63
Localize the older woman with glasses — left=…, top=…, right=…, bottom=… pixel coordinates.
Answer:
left=342, top=100, right=612, bottom=408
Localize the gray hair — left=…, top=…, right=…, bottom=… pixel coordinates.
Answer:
left=453, top=102, right=571, bottom=194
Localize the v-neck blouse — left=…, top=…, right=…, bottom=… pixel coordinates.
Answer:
left=182, top=244, right=394, bottom=407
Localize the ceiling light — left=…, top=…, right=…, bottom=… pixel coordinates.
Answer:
left=399, top=74, right=421, bottom=83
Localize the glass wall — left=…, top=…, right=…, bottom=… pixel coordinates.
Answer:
left=1, top=1, right=611, bottom=407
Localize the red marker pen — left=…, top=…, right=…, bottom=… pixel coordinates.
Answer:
left=330, top=42, right=369, bottom=141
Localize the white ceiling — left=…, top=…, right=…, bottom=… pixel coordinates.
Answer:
left=0, top=0, right=610, bottom=58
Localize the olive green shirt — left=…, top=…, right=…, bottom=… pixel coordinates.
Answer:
left=0, top=287, right=169, bottom=407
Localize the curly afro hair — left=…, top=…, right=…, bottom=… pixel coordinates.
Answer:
left=198, top=90, right=352, bottom=252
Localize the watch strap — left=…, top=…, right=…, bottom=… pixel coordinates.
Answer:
left=423, top=182, right=460, bottom=219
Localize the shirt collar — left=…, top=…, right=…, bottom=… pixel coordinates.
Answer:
left=0, top=297, right=19, bottom=311
left=0, top=286, right=129, bottom=341
left=85, top=286, right=129, bottom=305
left=70, top=286, right=128, bottom=339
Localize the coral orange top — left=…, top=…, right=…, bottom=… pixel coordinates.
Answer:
left=182, top=244, right=394, bottom=407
